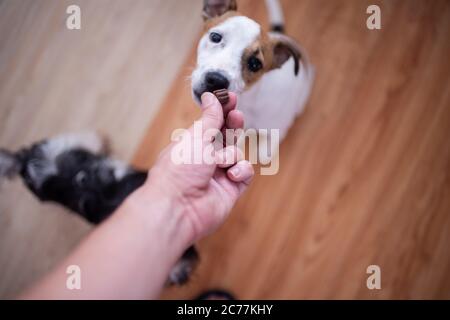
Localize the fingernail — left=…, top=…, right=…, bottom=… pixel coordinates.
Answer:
left=201, top=92, right=215, bottom=108
left=230, top=166, right=240, bottom=177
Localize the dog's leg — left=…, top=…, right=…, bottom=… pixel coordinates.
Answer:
left=168, top=246, right=200, bottom=285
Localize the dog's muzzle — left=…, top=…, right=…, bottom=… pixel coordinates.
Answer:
left=193, top=71, right=230, bottom=102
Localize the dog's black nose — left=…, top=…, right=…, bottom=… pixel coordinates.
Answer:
left=204, top=72, right=229, bottom=92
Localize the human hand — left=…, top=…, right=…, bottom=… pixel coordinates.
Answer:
left=145, top=92, right=254, bottom=242
left=20, top=93, right=253, bottom=300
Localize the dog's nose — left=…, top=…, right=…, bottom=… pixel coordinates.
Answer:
left=204, top=72, right=229, bottom=92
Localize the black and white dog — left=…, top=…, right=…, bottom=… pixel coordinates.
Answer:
left=0, top=132, right=198, bottom=285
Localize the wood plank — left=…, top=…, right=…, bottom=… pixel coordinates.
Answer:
left=133, top=0, right=450, bottom=299
left=0, top=0, right=203, bottom=298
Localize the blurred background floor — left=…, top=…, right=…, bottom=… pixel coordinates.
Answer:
left=1, top=0, right=449, bottom=299
left=0, top=0, right=202, bottom=298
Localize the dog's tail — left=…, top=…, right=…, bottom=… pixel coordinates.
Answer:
left=0, top=132, right=105, bottom=184
left=0, top=148, right=22, bottom=181
left=265, top=0, right=285, bottom=33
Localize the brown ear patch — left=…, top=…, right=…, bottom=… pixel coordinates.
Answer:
left=269, top=34, right=302, bottom=75
left=241, top=34, right=275, bottom=89
left=241, top=33, right=302, bottom=89
left=203, top=0, right=237, bottom=20
left=204, top=11, right=241, bottom=31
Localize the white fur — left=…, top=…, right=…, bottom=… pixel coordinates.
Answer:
left=102, top=158, right=130, bottom=180
left=192, top=16, right=261, bottom=97
left=238, top=52, right=314, bottom=161
left=41, top=131, right=104, bottom=162
left=239, top=49, right=315, bottom=140
left=265, top=0, right=284, bottom=27
left=168, top=257, right=195, bottom=285
left=27, top=132, right=105, bottom=188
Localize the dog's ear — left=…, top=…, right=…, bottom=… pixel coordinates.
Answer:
left=269, top=33, right=302, bottom=76
left=202, top=0, right=237, bottom=20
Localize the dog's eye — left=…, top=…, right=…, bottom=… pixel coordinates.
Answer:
left=248, top=56, right=263, bottom=72
left=209, top=32, right=222, bottom=43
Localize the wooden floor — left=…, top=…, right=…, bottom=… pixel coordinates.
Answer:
left=134, top=0, right=450, bottom=299
left=1, top=0, right=449, bottom=299
left=0, top=0, right=202, bottom=298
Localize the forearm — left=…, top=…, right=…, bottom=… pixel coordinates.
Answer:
left=21, top=185, right=193, bottom=300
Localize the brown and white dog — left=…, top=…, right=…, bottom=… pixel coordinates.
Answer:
left=192, top=0, right=315, bottom=158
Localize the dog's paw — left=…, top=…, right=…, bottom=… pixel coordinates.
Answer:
left=168, top=246, right=199, bottom=286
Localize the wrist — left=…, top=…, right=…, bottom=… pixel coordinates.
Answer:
left=121, top=183, right=195, bottom=254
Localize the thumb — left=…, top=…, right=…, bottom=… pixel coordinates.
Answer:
left=200, top=92, right=224, bottom=131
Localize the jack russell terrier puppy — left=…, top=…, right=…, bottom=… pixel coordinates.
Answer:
left=0, top=0, right=313, bottom=285
left=192, top=0, right=315, bottom=159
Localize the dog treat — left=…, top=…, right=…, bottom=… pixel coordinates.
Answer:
left=213, top=89, right=229, bottom=106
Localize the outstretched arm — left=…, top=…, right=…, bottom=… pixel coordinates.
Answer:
left=21, top=92, right=253, bottom=299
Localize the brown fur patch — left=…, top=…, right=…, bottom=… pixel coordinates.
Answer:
left=203, top=0, right=238, bottom=21
left=241, top=33, right=275, bottom=89
left=204, top=11, right=242, bottom=31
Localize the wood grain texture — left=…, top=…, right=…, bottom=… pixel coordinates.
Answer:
left=133, top=0, right=450, bottom=299
left=0, top=0, right=202, bottom=298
